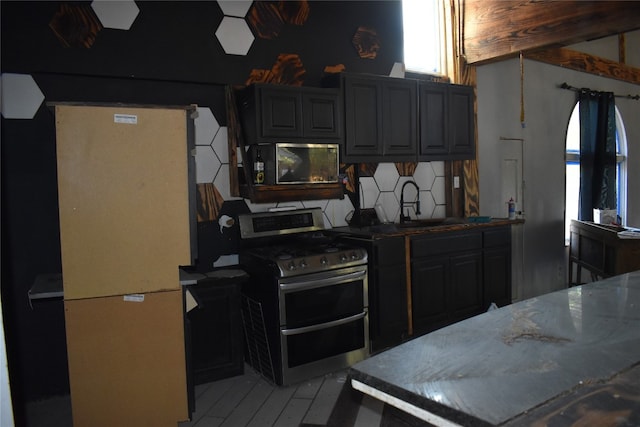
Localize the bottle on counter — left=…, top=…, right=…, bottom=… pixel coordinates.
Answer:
left=253, top=148, right=265, bottom=184
left=508, top=198, right=516, bottom=220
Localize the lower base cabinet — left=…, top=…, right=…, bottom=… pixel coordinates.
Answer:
left=187, top=275, right=246, bottom=385
left=339, top=235, right=408, bottom=353
left=338, top=225, right=512, bottom=347
left=411, top=226, right=511, bottom=336
left=411, top=245, right=483, bottom=336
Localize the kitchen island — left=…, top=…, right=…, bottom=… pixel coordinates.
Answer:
left=349, top=270, right=640, bottom=426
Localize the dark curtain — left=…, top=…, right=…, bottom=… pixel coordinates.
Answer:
left=578, top=89, right=617, bottom=221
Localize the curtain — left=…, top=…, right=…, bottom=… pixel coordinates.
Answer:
left=578, top=89, right=617, bottom=221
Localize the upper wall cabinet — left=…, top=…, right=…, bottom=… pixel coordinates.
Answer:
left=338, top=73, right=475, bottom=163
left=238, top=84, right=342, bottom=143
left=419, top=82, right=475, bottom=161
left=342, top=73, right=417, bottom=163
left=230, top=84, right=345, bottom=203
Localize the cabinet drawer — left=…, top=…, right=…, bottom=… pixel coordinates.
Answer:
left=483, top=227, right=511, bottom=248
left=375, top=236, right=406, bottom=266
left=411, top=232, right=481, bottom=258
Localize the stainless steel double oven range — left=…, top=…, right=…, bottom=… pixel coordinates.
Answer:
left=238, top=208, right=369, bottom=386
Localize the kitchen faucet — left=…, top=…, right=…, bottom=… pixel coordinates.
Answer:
left=400, top=180, right=421, bottom=223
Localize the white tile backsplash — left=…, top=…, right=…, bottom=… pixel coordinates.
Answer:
left=373, top=163, right=399, bottom=192
left=195, top=145, right=220, bottom=184
left=194, top=107, right=220, bottom=146
left=194, top=106, right=447, bottom=223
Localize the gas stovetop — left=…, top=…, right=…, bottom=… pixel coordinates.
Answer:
left=239, top=208, right=368, bottom=277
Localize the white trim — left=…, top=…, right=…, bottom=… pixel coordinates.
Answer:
left=614, top=105, right=628, bottom=225
left=351, top=379, right=464, bottom=427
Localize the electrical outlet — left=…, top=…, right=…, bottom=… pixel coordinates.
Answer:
left=454, top=176, right=460, bottom=189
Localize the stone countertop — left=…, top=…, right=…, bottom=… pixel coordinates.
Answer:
left=349, top=270, right=640, bottom=426
left=328, top=217, right=523, bottom=239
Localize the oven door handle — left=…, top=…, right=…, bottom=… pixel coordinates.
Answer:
left=281, top=311, right=367, bottom=336
left=279, top=269, right=367, bottom=292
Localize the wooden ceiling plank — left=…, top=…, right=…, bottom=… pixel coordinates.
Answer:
left=464, top=0, right=640, bottom=64
left=526, top=47, right=640, bottom=85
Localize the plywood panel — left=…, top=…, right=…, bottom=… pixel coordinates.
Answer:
left=463, top=0, right=640, bottom=64
left=55, top=104, right=193, bottom=299
left=64, top=290, right=188, bottom=427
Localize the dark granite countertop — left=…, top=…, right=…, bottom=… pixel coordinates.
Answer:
left=349, top=270, right=640, bottom=426
left=329, top=217, right=523, bottom=239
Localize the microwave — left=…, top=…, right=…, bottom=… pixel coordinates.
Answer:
left=250, top=143, right=340, bottom=185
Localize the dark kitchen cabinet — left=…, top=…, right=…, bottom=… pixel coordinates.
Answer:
left=332, top=223, right=513, bottom=347
left=232, top=84, right=345, bottom=203
left=343, top=73, right=417, bottom=162
left=410, top=230, right=483, bottom=336
left=418, top=82, right=475, bottom=161
left=187, top=275, right=246, bottom=385
left=339, top=235, right=408, bottom=353
left=483, top=226, right=512, bottom=308
left=340, top=73, right=474, bottom=162
left=239, top=83, right=342, bottom=143
left=411, top=255, right=449, bottom=334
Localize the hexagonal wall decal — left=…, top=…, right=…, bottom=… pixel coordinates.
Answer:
left=194, top=107, right=220, bottom=146
left=326, top=197, right=354, bottom=228
left=432, top=176, right=446, bottom=205
left=413, top=163, right=436, bottom=191
left=218, top=0, right=252, bottom=18
left=216, top=16, right=254, bottom=56
left=195, top=146, right=221, bottom=184
left=1, top=73, right=44, bottom=119
left=360, top=177, right=379, bottom=209
left=373, top=163, right=399, bottom=192
left=352, top=26, right=380, bottom=59
left=49, top=3, right=103, bottom=48
left=212, top=127, right=229, bottom=164
left=91, top=0, right=139, bottom=30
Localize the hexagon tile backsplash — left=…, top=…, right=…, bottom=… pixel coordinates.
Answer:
left=192, top=105, right=446, bottom=230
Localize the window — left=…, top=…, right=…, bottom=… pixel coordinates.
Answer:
left=402, top=0, right=443, bottom=75
left=565, top=102, right=627, bottom=244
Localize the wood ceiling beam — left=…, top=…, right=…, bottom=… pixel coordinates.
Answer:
left=463, top=0, right=640, bottom=65
left=526, top=47, right=640, bottom=85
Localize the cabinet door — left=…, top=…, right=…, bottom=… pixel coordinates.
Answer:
left=188, top=281, right=243, bottom=384
left=382, top=79, right=418, bottom=160
left=484, top=247, right=511, bottom=308
left=448, top=85, right=475, bottom=159
left=375, top=263, right=408, bottom=351
left=418, top=82, right=448, bottom=159
left=449, top=251, right=483, bottom=322
left=344, top=76, right=383, bottom=160
left=411, top=256, right=449, bottom=336
left=368, top=236, right=407, bottom=352
left=260, top=86, right=303, bottom=138
left=303, top=90, right=342, bottom=139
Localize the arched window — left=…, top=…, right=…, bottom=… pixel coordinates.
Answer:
left=565, top=102, right=628, bottom=243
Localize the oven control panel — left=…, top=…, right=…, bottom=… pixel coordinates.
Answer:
left=275, top=248, right=367, bottom=277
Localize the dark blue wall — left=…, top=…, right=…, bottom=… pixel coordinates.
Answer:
left=0, top=0, right=403, bottom=417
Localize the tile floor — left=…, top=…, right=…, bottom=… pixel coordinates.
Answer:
left=24, top=365, right=390, bottom=427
